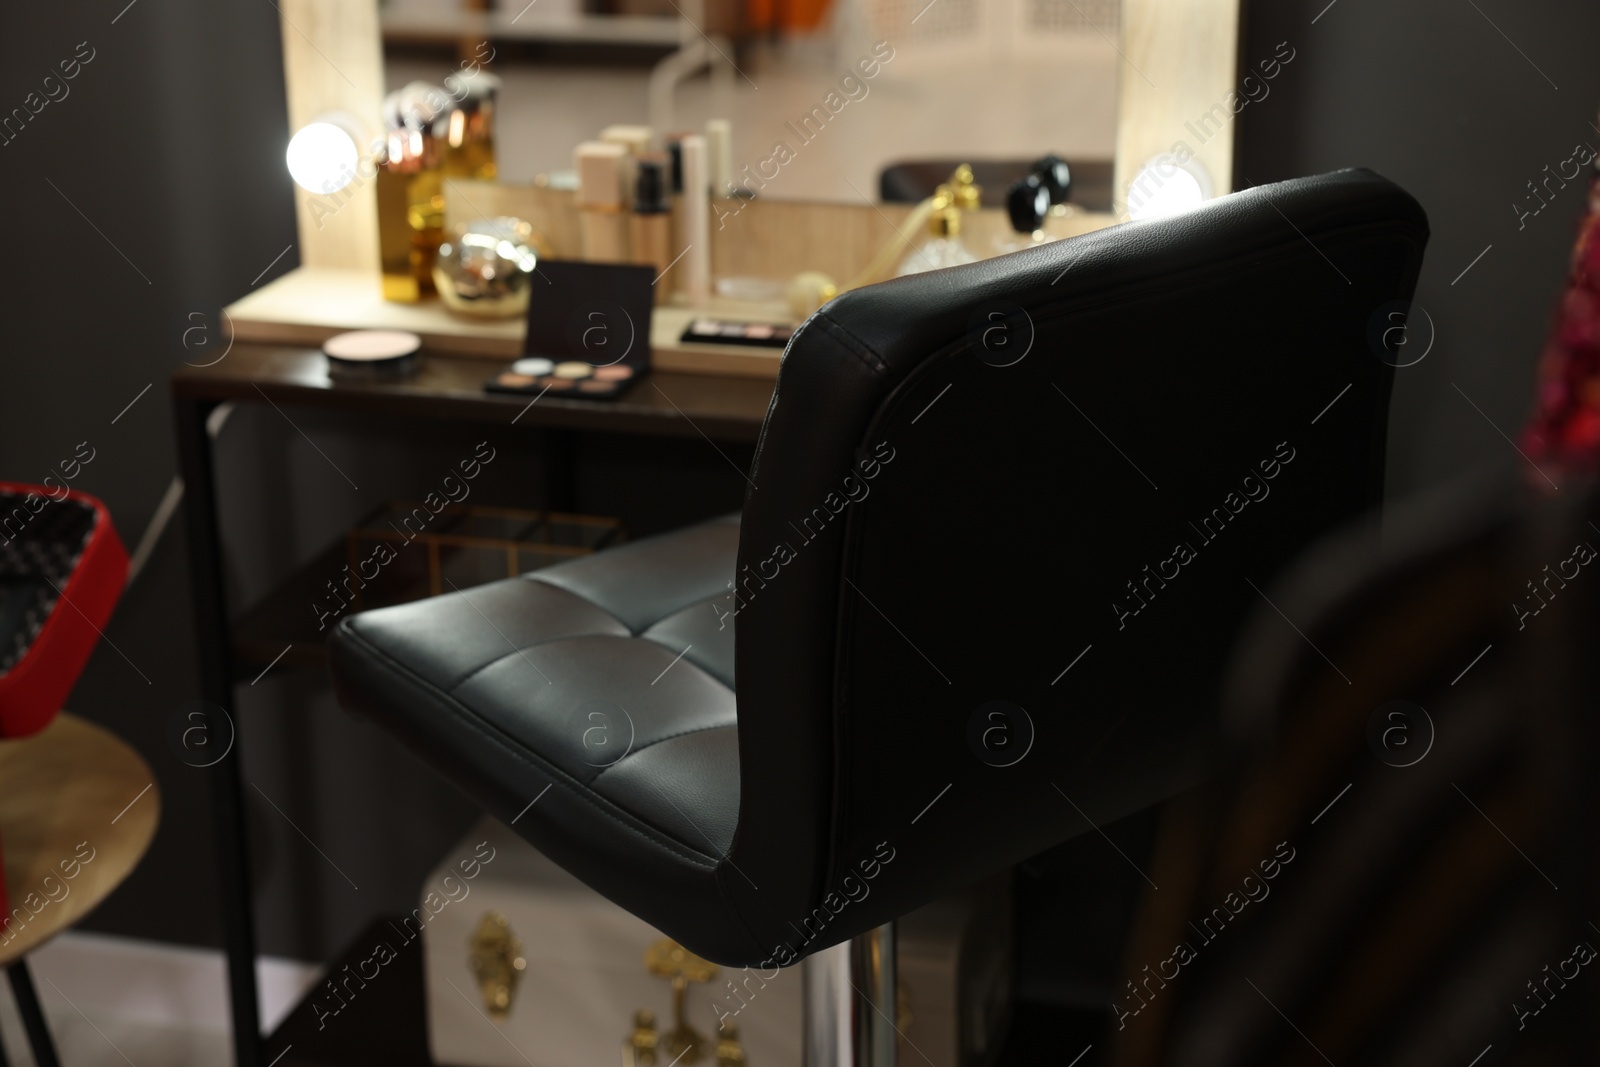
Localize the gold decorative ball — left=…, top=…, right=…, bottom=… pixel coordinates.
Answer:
left=432, top=216, right=549, bottom=319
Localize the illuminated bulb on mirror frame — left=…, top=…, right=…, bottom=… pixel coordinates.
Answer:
left=1126, top=157, right=1211, bottom=222
left=286, top=115, right=364, bottom=195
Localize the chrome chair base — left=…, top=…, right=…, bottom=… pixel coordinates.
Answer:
left=802, top=924, right=897, bottom=1067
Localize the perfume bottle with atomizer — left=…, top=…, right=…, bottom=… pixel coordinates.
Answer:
left=994, top=174, right=1057, bottom=256
left=994, top=156, right=1075, bottom=256
left=1034, top=154, right=1073, bottom=218
left=897, top=166, right=982, bottom=277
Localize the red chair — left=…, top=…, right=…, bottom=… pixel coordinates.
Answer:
left=0, top=483, right=128, bottom=739
left=0, top=483, right=157, bottom=1067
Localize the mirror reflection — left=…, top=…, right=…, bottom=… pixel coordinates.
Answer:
left=381, top=0, right=1121, bottom=206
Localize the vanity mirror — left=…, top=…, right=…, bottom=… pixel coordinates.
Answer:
left=276, top=0, right=1245, bottom=268
left=246, top=0, right=1247, bottom=375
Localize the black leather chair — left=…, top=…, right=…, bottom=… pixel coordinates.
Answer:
left=330, top=169, right=1427, bottom=1065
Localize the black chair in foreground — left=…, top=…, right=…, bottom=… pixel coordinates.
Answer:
left=329, top=169, right=1428, bottom=1066
left=1109, top=479, right=1600, bottom=1067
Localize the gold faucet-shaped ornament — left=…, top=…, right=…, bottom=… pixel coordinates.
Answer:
left=625, top=1008, right=661, bottom=1066
left=714, top=1021, right=747, bottom=1066
left=467, top=912, right=527, bottom=1020
left=643, top=938, right=718, bottom=1064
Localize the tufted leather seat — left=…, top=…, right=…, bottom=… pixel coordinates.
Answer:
left=329, top=514, right=754, bottom=953
left=331, top=169, right=1430, bottom=968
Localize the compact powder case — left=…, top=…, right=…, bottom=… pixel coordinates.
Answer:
left=484, top=259, right=655, bottom=403
left=323, top=330, right=422, bottom=376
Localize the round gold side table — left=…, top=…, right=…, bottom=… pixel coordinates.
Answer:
left=0, top=713, right=160, bottom=1066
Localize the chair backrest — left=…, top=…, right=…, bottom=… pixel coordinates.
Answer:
left=725, top=169, right=1429, bottom=965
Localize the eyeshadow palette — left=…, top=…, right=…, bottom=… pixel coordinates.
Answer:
left=679, top=317, right=795, bottom=349
left=485, top=259, right=655, bottom=403
left=487, top=358, right=640, bottom=399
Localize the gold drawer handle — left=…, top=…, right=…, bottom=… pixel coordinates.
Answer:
left=468, top=911, right=527, bottom=1020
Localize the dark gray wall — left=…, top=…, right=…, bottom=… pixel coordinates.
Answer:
left=0, top=0, right=301, bottom=952
left=1237, top=0, right=1600, bottom=498
left=0, top=1, right=525, bottom=964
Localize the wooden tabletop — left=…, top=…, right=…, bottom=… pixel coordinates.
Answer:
left=172, top=343, right=776, bottom=443
left=0, top=714, right=160, bottom=965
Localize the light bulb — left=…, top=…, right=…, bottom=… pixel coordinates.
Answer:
left=286, top=118, right=362, bottom=195
left=1126, top=158, right=1209, bottom=221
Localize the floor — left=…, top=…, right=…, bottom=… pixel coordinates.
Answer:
left=0, top=930, right=1111, bottom=1066
left=0, top=932, right=318, bottom=1067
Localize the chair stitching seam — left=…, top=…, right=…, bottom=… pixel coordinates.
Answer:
left=713, top=862, right=777, bottom=964
left=438, top=629, right=628, bottom=690
left=639, top=589, right=737, bottom=631
left=528, top=576, right=736, bottom=636
left=523, top=574, right=634, bottom=630
left=590, top=720, right=738, bottom=784
left=341, top=626, right=720, bottom=869
left=812, top=313, right=890, bottom=377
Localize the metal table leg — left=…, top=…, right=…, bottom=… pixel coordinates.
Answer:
left=174, top=393, right=264, bottom=1067
left=8, top=960, right=60, bottom=1067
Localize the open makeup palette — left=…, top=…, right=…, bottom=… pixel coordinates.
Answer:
left=485, top=260, right=655, bottom=401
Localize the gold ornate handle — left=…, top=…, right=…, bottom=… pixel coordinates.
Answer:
left=467, top=911, right=527, bottom=1020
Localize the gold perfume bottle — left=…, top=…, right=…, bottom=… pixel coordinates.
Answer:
left=442, top=70, right=499, bottom=182
left=378, top=83, right=448, bottom=303
left=896, top=186, right=978, bottom=277
left=896, top=166, right=982, bottom=277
